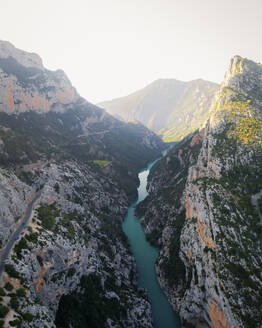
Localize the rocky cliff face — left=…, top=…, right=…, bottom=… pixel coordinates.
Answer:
left=0, top=41, right=79, bottom=114
left=0, top=41, right=165, bottom=327
left=0, top=41, right=44, bottom=69
left=137, top=56, right=262, bottom=328
left=99, top=78, right=218, bottom=142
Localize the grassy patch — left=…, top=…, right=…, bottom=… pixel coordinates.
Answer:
left=89, top=160, right=111, bottom=169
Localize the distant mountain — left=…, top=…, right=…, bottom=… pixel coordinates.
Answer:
left=98, top=79, right=219, bottom=142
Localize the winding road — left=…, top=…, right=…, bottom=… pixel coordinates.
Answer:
left=0, top=191, right=41, bottom=279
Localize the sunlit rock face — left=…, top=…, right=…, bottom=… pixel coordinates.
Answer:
left=0, top=40, right=79, bottom=114
left=178, top=56, right=262, bottom=328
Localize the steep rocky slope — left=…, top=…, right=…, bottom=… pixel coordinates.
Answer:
left=137, top=56, right=262, bottom=328
left=0, top=161, right=154, bottom=328
left=0, top=41, right=165, bottom=327
left=99, top=78, right=218, bottom=141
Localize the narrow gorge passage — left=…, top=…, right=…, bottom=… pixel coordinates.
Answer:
left=122, top=155, right=181, bottom=328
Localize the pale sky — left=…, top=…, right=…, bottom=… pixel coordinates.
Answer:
left=0, top=0, right=261, bottom=103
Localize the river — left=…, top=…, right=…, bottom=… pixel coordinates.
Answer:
left=122, top=153, right=181, bottom=328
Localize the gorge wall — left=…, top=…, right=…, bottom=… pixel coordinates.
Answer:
left=0, top=41, right=165, bottom=328
left=137, top=56, right=262, bottom=328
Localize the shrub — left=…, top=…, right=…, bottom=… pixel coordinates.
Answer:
left=67, top=267, right=76, bottom=278
left=4, top=264, right=20, bottom=279
left=14, top=238, right=29, bottom=259
left=37, top=205, right=58, bottom=230
left=25, top=232, right=38, bottom=243
left=0, top=304, right=9, bottom=318
left=22, top=312, right=34, bottom=322
left=16, top=288, right=26, bottom=297
left=4, top=282, right=14, bottom=291
left=41, top=215, right=55, bottom=230
left=10, top=297, right=19, bottom=311
left=9, top=319, right=21, bottom=327
left=0, top=288, right=5, bottom=296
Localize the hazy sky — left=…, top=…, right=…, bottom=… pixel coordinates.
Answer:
left=0, top=0, right=261, bottom=103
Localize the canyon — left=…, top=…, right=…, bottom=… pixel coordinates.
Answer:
left=0, top=40, right=261, bottom=328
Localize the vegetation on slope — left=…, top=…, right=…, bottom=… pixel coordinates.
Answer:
left=225, top=100, right=262, bottom=148
left=0, top=106, right=163, bottom=200
left=55, top=274, right=127, bottom=328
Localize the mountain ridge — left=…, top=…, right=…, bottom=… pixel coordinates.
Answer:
left=98, top=78, right=219, bottom=142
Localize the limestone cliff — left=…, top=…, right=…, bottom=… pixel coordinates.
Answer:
left=0, top=41, right=79, bottom=114
left=137, top=56, right=262, bottom=328
left=180, top=56, right=262, bottom=327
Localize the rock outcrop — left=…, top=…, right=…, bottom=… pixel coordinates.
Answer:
left=0, top=41, right=79, bottom=114
left=0, top=41, right=44, bottom=69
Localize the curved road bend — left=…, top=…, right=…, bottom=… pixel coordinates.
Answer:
left=0, top=191, right=41, bottom=279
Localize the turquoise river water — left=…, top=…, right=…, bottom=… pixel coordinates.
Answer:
left=122, top=155, right=181, bottom=328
